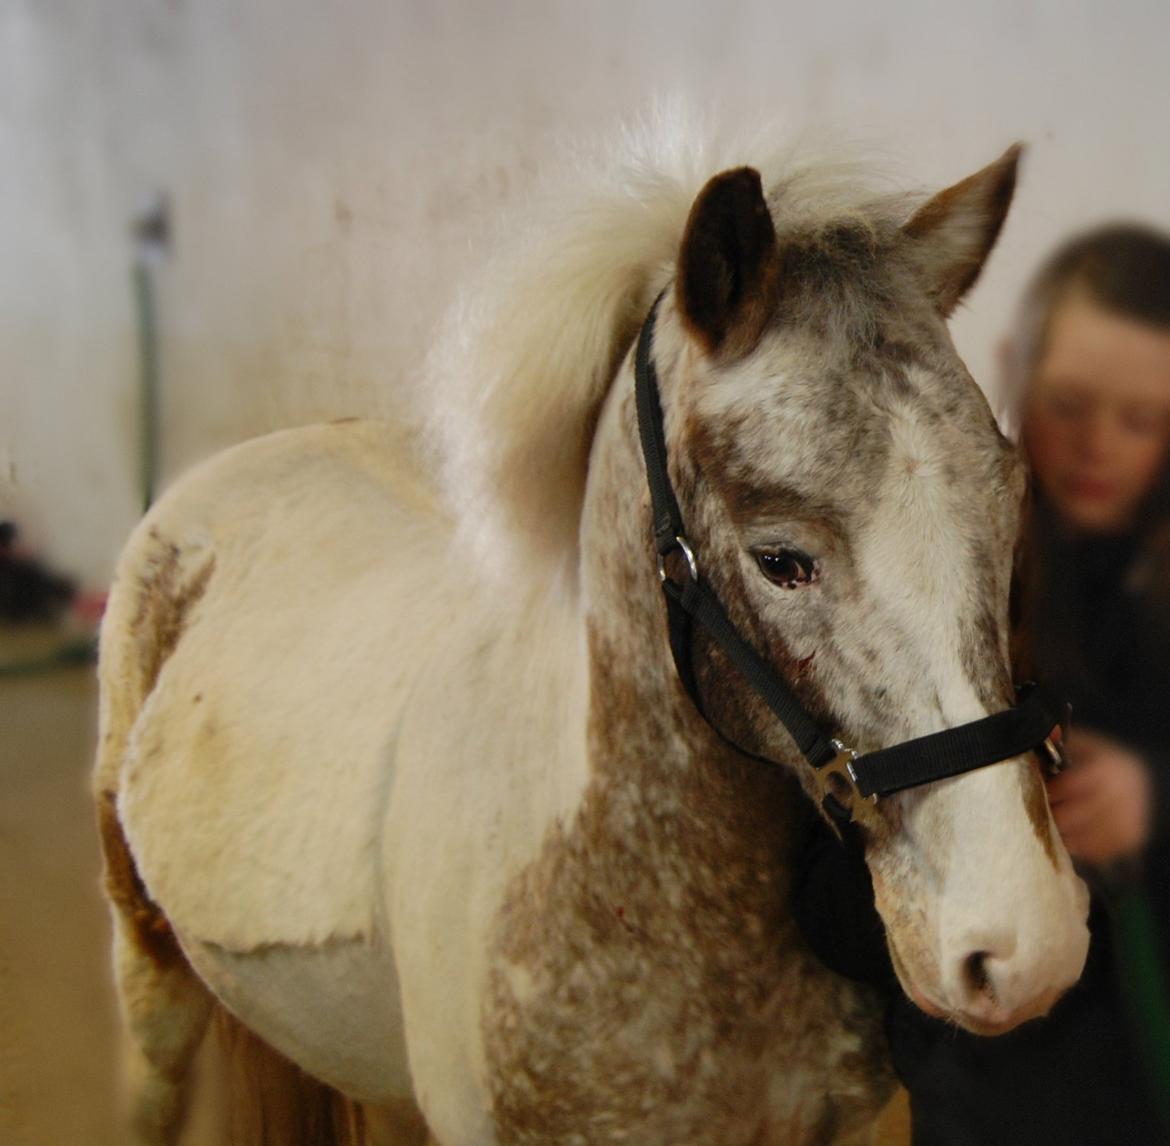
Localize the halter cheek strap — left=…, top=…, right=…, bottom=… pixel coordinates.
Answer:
left=633, top=292, right=1066, bottom=827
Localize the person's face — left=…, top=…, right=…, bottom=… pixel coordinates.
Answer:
left=1023, top=295, right=1170, bottom=534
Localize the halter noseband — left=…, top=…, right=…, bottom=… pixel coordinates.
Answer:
left=633, top=292, right=1065, bottom=829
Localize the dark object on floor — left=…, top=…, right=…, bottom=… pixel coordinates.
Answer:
left=0, top=521, right=77, bottom=625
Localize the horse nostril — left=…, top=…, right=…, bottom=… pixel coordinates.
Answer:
left=963, top=950, right=993, bottom=999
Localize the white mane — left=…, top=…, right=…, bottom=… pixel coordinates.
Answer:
left=421, top=105, right=906, bottom=588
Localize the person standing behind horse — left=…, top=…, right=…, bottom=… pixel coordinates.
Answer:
left=1009, top=222, right=1170, bottom=1132
left=1008, top=225, right=1170, bottom=899
left=795, top=222, right=1170, bottom=1144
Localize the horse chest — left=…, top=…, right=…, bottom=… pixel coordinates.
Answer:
left=482, top=819, right=884, bottom=1146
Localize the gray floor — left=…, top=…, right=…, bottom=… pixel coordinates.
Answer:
left=0, top=661, right=122, bottom=1146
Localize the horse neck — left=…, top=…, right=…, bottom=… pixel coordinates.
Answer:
left=579, top=367, right=805, bottom=906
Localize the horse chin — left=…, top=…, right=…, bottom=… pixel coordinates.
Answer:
left=886, top=935, right=1062, bottom=1037
left=951, top=1002, right=1056, bottom=1038
left=885, top=933, right=948, bottom=1020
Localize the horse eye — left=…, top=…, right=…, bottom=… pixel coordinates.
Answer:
left=755, top=548, right=818, bottom=589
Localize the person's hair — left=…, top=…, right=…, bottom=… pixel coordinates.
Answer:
left=1003, top=223, right=1170, bottom=420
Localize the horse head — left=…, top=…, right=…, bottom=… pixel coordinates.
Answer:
left=605, top=149, right=1089, bottom=1036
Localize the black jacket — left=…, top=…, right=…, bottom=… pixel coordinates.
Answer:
left=794, top=818, right=1168, bottom=1145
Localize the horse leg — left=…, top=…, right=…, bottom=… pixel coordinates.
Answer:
left=99, top=793, right=213, bottom=1145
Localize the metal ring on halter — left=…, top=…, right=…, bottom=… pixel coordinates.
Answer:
left=1039, top=734, right=1066, bottom=775
left=658, top=535, right=699, bottom=586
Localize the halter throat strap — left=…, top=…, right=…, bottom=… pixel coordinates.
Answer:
left=632, top=293, right=1064, bottom=824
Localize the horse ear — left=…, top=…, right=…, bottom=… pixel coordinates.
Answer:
left=902, top=144, right=1023, bottom=317
left=677, top=167, right=781, bottom=359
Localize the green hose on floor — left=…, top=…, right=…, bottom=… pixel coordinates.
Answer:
left=0, top=637, right=97, bottom=678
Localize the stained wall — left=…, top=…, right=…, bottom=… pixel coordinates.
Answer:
left=4, top=0, right=1169, bottom=586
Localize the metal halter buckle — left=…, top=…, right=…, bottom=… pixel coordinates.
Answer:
left=657, top=535, right=699, bottom=586
left=816, top=738, right=881, bottom=829
left=826, top=737, right=876, bottom=800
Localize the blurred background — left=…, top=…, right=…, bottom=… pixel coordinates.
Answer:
left=2, top=1, right=1169, bottom=1142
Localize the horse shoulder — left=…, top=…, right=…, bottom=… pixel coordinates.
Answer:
left=382, top=584, right=592, bottom=1146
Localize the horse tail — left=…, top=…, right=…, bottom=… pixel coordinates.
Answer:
left=208, top=1006, right=361, bottom=1146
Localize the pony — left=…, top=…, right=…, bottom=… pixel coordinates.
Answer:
left=94, top=118, right=1090, bottom=1145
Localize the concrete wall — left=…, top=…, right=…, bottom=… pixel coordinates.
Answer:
left=4, top=0, right=1170, bottom=588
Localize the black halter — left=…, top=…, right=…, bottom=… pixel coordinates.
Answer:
left=633, top=292, right=1065, bottom=827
